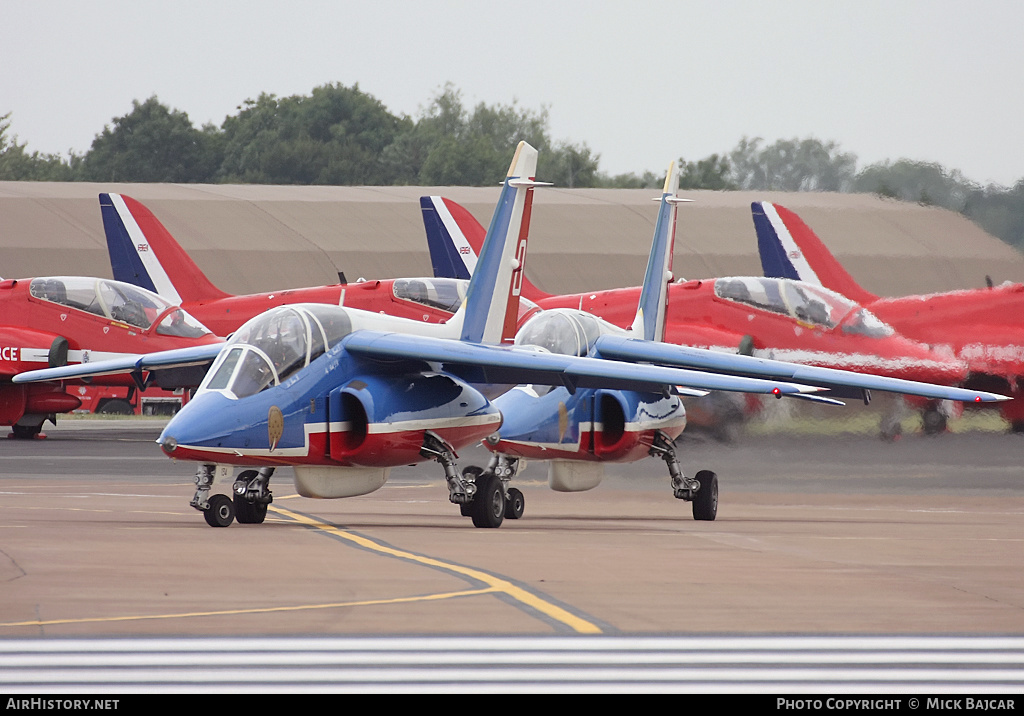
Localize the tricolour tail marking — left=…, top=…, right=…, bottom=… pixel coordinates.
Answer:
left=457, top=141, right=545, bottom=345
left=630, top=161, right=688, bottom=342
left=752, top=201, right=878, bottom=305
left=101, top=193, right=230, bottom=305
left=421, top=195, right=551, bottom=302
left=421, top=196, right=479, bottom=281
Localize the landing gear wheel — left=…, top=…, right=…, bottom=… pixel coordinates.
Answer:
left=922, top=408, right=947, bottom=435
left=9, top=424, right=42, bottom=440
left=234, top=495, right=268, bottom=524
left=233, top=469, right=268, bottom=524
left=459, top=466, right=483, bottom=517
left=504, top=487, right=525, bottom=520
left=471, top=473, right=505, bottom=528
left=692, top=470, right=718, bottom=521
left=204, top=494, right=235, bottom=527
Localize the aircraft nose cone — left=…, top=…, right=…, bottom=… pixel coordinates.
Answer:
left=157, top=390, right=236, bottom=453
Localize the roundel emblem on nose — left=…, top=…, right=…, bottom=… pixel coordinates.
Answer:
left=268, top=405, right=284, bottom=451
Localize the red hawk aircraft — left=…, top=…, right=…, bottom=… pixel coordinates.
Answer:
left=754, top=200, right=1024, bottom=433
left=0, top=275, right=220, bottom=437
left=100, top=193, right=512, bottom=338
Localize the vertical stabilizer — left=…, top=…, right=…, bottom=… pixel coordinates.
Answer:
left=421, top=196, right=479, bottom=281
left=629, top=161, right=686, bottom=342
left=752, top=201, right=878, bottom=305
left=421, top=195, right=551, bottom=302
left=454, top=142, right=546, bottom=344
left=100, top=193, right=230, bottom=305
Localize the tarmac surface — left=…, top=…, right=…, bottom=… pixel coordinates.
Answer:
left=2, top=417, right=1023, bottom=639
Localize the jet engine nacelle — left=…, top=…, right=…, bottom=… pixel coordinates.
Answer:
left=592, top=389, right=630, bottom=458
left=327, top=371, right=501, bottom=467
left=590, top=389, right=686, bottom=462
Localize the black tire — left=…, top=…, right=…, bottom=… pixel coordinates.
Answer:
left=10, top=424, right=42, bottom=440
left=98, top=399, right=133, bottom=416
left=470, top=473, right=505, bottom=528
left=692, top=470, right=718, bottom=521
left=922, top=408, right=947, bottom=435
left=505, top=487, right=525, bottom=519
left=234, top=495, right=268, bottom=524
left=460, top=466, right=483, bottom=517
left=233, top=470, right=268, bottom=524
left=204, top=493, right=235, bottom=527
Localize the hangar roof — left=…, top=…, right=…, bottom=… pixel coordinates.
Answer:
left=1, top=181, right=1020, bottom=297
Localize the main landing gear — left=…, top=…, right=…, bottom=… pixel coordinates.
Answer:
left=420, top=432, right=521, bottom=529
left=192, top=464, right=275, bottom=527
left=458, top=455, right=524, bottom=528
left=420, top=430, right=522, bottom=529
left=649, top=431, right=718, bottom=521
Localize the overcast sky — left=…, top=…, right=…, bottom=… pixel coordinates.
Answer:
left=3, top=1, right=1022, bottom=186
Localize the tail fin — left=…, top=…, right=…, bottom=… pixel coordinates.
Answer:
left=752, top=201, right=878, bottom=305
left=629, top=161, right=688, bottom=342
left=421, top=195, right=551, bottom=302
left=100, top=193, right=231, bottom=305
left=454, top=142, right=547, bottom=344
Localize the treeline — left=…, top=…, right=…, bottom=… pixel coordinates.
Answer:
left=1, top=82, right=1022, bottom=250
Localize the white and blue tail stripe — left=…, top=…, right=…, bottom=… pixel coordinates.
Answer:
left=752, top=201, right=820, bottom=285
left=456, top=141, right=546, bottom=345
left=101, top=193, right=182, bottom=304
left=629, top=161, right=688, bottom=343
left=421, top=196, right=476, bottom=281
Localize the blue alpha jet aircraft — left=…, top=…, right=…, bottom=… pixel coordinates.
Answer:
left=422, top=161, right=1013, bottom=525
left=16, top=142, right=849, bottom=528
left=463, top=161, right=708, bottom=519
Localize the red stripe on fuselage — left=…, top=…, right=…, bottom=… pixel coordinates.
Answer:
left=489, top=425, right=684, bottom=464
left=168, top=420, right=500, bottom=468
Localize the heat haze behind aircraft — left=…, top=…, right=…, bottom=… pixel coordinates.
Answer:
left=754, top=200, right=1024, bottom=432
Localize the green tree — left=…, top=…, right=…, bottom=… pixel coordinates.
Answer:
left=388, top=84, right=598, bottom=187
left=962, top=180, right=1024, bottom=251
left=593, top=170, right=662, bottom=189
left=79, top=97, right=220, bottom=182
left=0, top=113, right=76, bottom=180
left=218, top=83, right=408, bottom=184
left=854, top=159, right=978, bottom=211
left=407, top=85, right=551, bottom=186
left=679, top=153, right=735, bottom=190
left=729, top=136, right=857, bottom=191
left=543, top=142, right=600, bottom=189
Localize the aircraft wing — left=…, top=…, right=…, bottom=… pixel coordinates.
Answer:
left=339, top=331, right=823, bottom=397
left=592, top=335, right=1009, bottom=403
left=15, top=330, right=826, bottom=398
left=12, top=343, right=224, bottom=384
